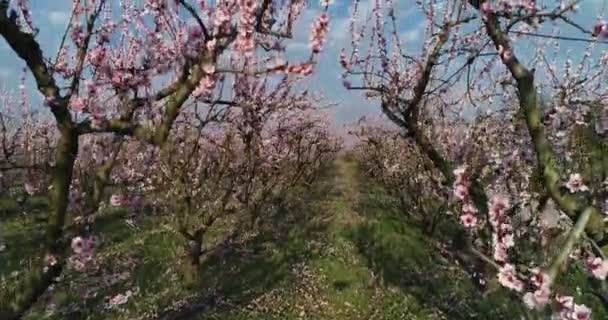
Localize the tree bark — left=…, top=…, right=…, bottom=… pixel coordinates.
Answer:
left=180, top=228, right=204, bottom=287
left=1, top=124, right=78, bottom=320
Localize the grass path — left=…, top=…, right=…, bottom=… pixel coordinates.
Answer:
left=194, top=158, right=435, bottom=320
left=254, top=158, right=435, bottom=320
left=2, top=159, right=524, bottom=319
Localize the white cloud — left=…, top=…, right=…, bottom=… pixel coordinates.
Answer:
left=328, top=15, right=350, bottom=46
left=401, top=29, right=420, bottom=43
left=400, top=21, right=425, bottom=44
left=0, top=67, right=11, bottom=79
left=48, top=11, right=69, bottom=26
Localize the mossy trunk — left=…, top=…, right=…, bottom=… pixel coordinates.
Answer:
left=182, top=234, right=203, bottom=287
left=1, top=125, right=78, bottom=319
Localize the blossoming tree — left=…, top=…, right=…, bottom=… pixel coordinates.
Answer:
left=344, top=0, right=608, bottom=318
left=0, top=0, right=332, bottom=318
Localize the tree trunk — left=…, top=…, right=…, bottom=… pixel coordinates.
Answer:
left=182, top=235, right=202, bottom=287
left=1, top=125, right=78, bottom=319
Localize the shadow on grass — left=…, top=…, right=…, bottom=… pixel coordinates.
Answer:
left=0, top=196, right=49, bottom=278
left=0, top=216, right=46, bottom=277
left=155, top=171, right=336, bottom=320
left=348, top=177, right=527, bottom=320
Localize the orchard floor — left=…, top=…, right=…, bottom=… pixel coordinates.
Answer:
left=2, top=159, right=526, bottom=319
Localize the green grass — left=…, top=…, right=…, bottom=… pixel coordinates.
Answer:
left=4, top=159, right=606, bottom=319
left=0, top=198, right=20, bottom=216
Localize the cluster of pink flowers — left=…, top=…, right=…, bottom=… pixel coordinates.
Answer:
left=565, top=173, right=589, bottom=193
left=587, top=257, right=608, bottom=280
left=497, top=263, right=525, bottom=292
left=213, top=3, right=232, bottom=34
left=453, top=166, right=478, bottom=228
left=146, top=0, right=166, bottom=12
left=106, top=290, right=134, bottom=308
left=452, top=170, right=594, bottom=317
left=488, top=196, right=514, bottom=262
left=87, top=47, right=107, bottom=68
left=339, top=49, right=350, bottom=70
left=69, top=235, right=97, bottom=271
left=236, top=0, right=258, bottom=56
left=184, top=23, right=206, bottom=57
left=286, top=63, right=314, bottom=75
left=193, top=74, right=217, bottom=98
left=110, top=193, right=126, bottom=207
left=43, top=254, right=58, bottom=273
left=554, top=295, right=591, bottom=320
left=310, top=13, right=330, bottom=54
left=24, top=182, right=37, bottom=195
left=271, top=63, right=314, bottom=76
left=593, top=20, right=608, bottom=39
left=70, top=96, right=87, bottom=113
left=71, top=21, right=85, bottom=47
left=188, top=24, right=204, bottom=40
left=110, top=68, right=146, bottom=91
left=481, top=0, right=538, bottom=16
left=523, top=268, right=551, bottom=310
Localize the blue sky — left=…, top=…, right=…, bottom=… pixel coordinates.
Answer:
left=0, top=0, right=607, bottom=123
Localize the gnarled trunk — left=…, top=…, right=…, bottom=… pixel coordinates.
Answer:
left=1, top=125, right=78, bottom=320
left=180, top=229, right=204, bottom=287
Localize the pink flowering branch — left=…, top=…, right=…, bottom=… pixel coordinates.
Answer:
left=0, top=0, right=325, bottom=317
left=67, top=1, right=106, bottom=98
left=470, top=0, right=606, bottom=242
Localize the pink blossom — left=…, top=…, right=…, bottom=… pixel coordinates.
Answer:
left=285, top=63, right=314, bottom=75
left=193, top=75, right=216, bottom=98
left=71, top=236, right=84, bottom=254
left=87, top=47, right=107, bottom=67
left=529, top=267, right=549, bottom=289
left=523, top=268, right=551, bottom=310
left=453, top=166, right=467, bottom=181
left=587, top=257, right=608, bottom=280
left=452, top=166, right=471, bottom=200
left=566, top=173, right=589, bottom=193
left=453, top=184, right=468, bottom=200
left=481, top=1, right=494, bottom=15
left=206, top=38, right=217, bottom=52
left=188, top=24, right=203, bottom=39
left=500, top=232, right=514, bottom=248
left=70, top=97, right=87, bottom=113
left=462, top=203, right=477, bottom=215
left=493, top=243, right=509, bottom=262
left=553, top=295, right=594, bottom=320
left=236, top=0, right=257, bottom=56
left=555, top=294, right=575, bottom=313
left=24, top=182, right=36, bottom=195
left=69, top=235, right=97, bottom=271
left=110, top=194, right=124, bottom=207
left=460, top=212, right=477, bottom=228
left=488, top=195, right=509, bottom=227
left=45, top=254, right=58, bottom=267
left=497, top=263, right=524, bottom=292
left=108, top=290, right=132, bottom=307
left=523, top=287, right=550, bottom=310
left=593, top=19, right=608, bottom=39
left=84, top=79, right=97, bottom=95
left=572, top=304, right=592, bottom=320
left=310, top=13, right=330, bottom=53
